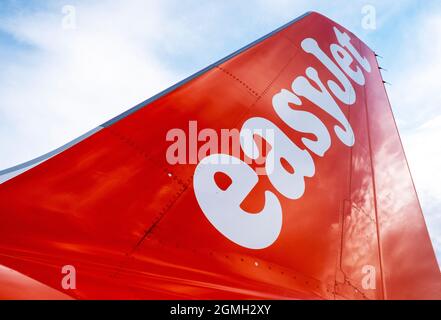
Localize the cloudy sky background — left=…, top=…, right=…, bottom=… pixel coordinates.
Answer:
left=0, top=0, right=440, bottom=266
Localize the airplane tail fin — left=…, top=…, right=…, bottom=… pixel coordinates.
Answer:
left=0, top=12, right=439, bottom=300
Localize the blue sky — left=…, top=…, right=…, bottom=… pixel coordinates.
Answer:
left=0, top=0, right=440, bottom=267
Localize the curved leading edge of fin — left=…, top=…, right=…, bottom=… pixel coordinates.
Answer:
left=0, top=12, right=313, bottom=185
left=0, top=127, right=103, bottom=184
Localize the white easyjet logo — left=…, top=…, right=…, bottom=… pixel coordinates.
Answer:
left=193, top=26, right=372, bottom=249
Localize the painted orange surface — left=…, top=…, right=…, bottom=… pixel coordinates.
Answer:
left=0, top=12, right=439, bottom=300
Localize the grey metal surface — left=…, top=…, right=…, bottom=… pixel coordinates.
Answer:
left=0, top=126, right=103, bottom=184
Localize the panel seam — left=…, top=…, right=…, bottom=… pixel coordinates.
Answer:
left=363, top=54, right=387, bottom=300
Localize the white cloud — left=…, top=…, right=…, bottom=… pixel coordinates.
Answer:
left=400, top=118, right=441, bottom=266
left=389, top=13, right=441, bottom=127
left=388, top=11, right=441, bottom=267
left=0, top=0, right=181, bottom=168
left=0, top=0, right=306, bottom=169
